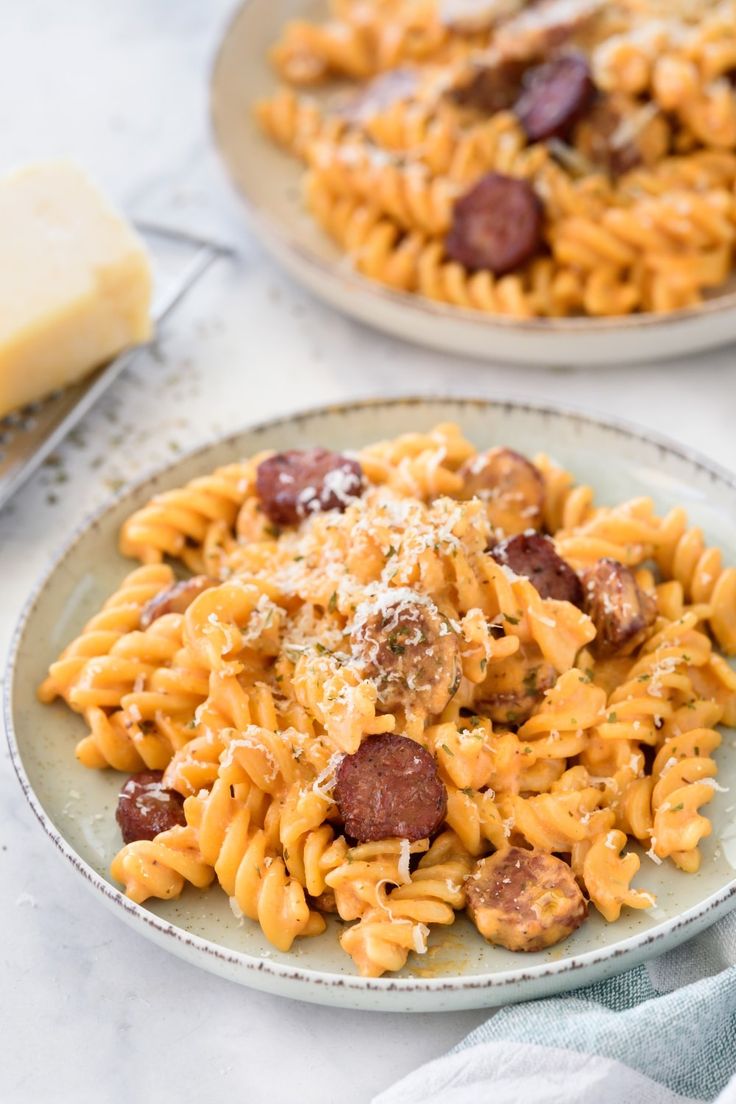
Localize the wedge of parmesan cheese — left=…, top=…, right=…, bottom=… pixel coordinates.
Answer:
left=0, top=161, right=152, bottom=418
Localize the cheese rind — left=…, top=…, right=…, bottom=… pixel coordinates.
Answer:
left=0, top=161, right=152, bottom=418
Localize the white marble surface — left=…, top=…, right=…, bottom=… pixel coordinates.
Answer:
left=1, top=3, right=736, bottom=1102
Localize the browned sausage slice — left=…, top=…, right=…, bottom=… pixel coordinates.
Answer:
left=351, top=589, right=461, bottom=714
left=445, top=173, right=544, bottom=276
left=460, top=447, right=544, bottom=536
left=335, top=732, right=447, bottom=842
left=256, top=448, right=364, bottom=526
left=116, top=770, right=187, bottom=844
left=514, top=54, right=595, bottom=142
left=450, top=56, right=528, bottom=113
left=582, top=558, right=657, bottom=658
left=477, top=647, right=557, bottom=726
left=491, top=532, right=584, bottom=606
left=466, top=846, right=587, bottom=951
left=139, top=576, right=216, bottom=629
left=573, top=95, right=670, bottom=177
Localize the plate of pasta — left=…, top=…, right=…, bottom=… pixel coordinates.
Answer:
left=211, top=0, right=736, bottom=365
left=6, top=396, right=736, bottom=1010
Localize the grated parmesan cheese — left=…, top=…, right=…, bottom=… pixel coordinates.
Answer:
left=398, top=838, right=411, bottom=884
left=412, top=923, right=430, bottom=955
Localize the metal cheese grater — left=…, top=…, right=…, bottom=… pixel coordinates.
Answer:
left=0, top=223, right=231, bottom=511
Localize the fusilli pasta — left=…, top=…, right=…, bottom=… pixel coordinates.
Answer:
left=255, top=0, right=736, bottom=318
left=41, top=424, right=735, bottom=974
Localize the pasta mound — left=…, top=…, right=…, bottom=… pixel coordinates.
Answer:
left=255, top=0, right=736, bottom=319
left=41, top=423, right=736, bottom=976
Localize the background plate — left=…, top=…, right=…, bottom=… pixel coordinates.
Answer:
left=210, top=0, right=736, bottom=367
left=6, top=397, right=736, bottom=1010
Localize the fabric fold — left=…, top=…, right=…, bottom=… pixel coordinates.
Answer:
left=374, top=913, right=736, bottom=1104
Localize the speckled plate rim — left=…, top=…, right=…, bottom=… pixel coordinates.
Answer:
left=209, top=0, right=736, bottom=339
left=5, top=395, right=736, bottom=1009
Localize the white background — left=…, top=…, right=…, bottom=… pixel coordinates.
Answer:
left=1, top=3, right=735, bottom=1102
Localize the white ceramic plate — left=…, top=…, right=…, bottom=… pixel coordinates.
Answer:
left=210, top=0, right=736, bottom=367
left=6, top=397, right=736, bottom=1011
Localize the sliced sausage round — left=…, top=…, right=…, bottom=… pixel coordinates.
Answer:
left=335, top=732, right=447, bottom=842
left=450, top=56, right=528, bottom=113
left=466, top=846, right=587, bottom=951
left=460, top=447, right=544, bottom=537
left=573, top=95, right=670, bottom=177
left=445, top=173, right=544, bottom=276
left=491, top=532, right=584, bottom=606
left=582, top=558, right=657, bottom=658
left=256, top=448, right=364, bottom=526
left=139, top=575, right=216, bottom=629
left=351, top=589, right=461, bottom=714
left=514, top=54, right=595, bottom=142
left=116, top=770, right=187, bottom=844
left=477, top=648, right=557, bottom=726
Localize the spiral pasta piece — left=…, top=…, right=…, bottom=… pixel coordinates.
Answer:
left=444, top=784, right=508, bottom=855
left=551, top=188, right=736, bottom=314
left=292, top=649, right=395, bottom=753
left=305, top=172, right=548, bottom=317
left=269, top=19, right=376, bottom=84
left=503, top=765, right=607, bottom=851
left=593, top=7, right=736, bottom=148
left=655, top=506, right=736, bottom=653
left=554, top=497, right=661, bottom=568
left=582, top=828, right=655, bottom=921
left=119, top=458, right=264, bottom=569
left=254, top=88, right=348, bottom=159
left=519, top=668, right=607, bottom=743
left=270, top=0, right=487, bottom=86
left=38, top=565, right=175, bottom=705
left=326, top=837, right=429, bottom=921
left=278, top=783, right=348, bottom=896
left=533, top=454, right=596, bottom=534
left=184, top=578, right=284, bottom=675
left=339, top=831, right=473, bottom=976
left=110, top=825, right=214, bottom=904
left=613, top=774, right=654, bottom=841
left=162, top=676, right=291, bottom=796
left=183, top=776, right=324, bottom=950
left=76, top=707, right=145, bottom=772
left=650, top=725, right=722, bottom=872
left=601, top=613, right=713, bottom=746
